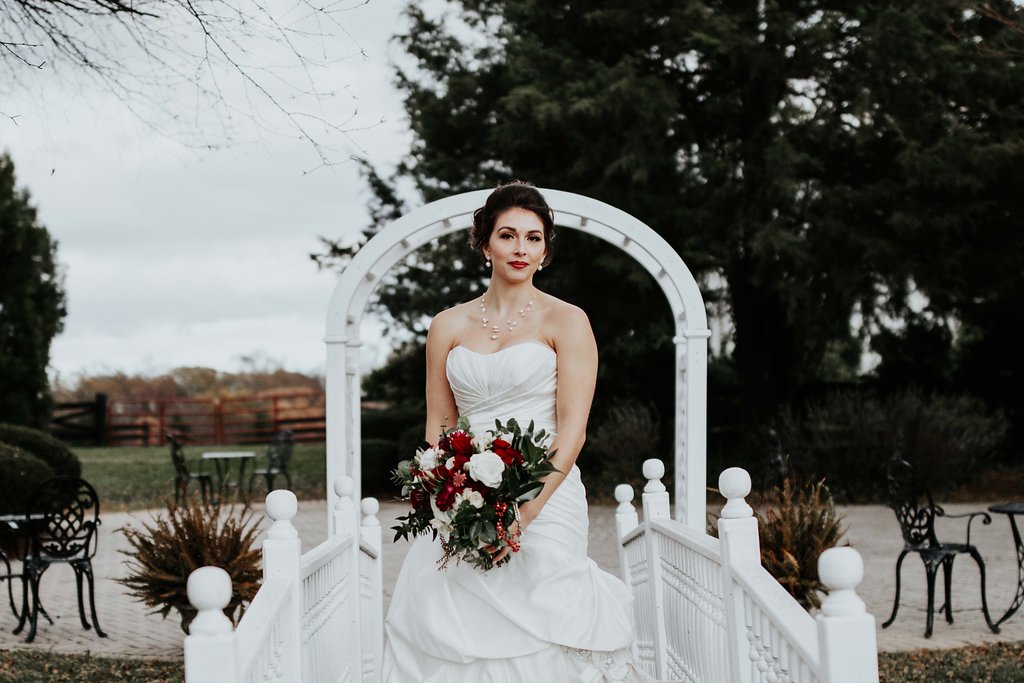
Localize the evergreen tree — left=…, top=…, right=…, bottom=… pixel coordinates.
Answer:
left=320, top=0, right=1024, bottom=429
left=0, top=153, right=67, bottom=428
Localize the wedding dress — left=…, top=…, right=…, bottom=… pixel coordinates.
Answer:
left=383, top=342, right=656, bottom=682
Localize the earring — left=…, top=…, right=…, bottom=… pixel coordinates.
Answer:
left=485, top=258, right=492, bottom=268
left=538, top=264, right=543, bottom=271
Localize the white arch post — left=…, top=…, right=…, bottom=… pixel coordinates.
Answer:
left=325, top=190, right=710, bottom=531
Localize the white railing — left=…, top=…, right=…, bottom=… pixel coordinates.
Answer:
left=183, top=478, right=383, bottom=682
left=617, top=460, right=878, bottom=683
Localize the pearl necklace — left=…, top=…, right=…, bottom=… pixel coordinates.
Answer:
left=481, top=295, right=534, bottom=341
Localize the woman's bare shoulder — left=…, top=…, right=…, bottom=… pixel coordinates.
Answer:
left=538, top=293, right=593, bottom=342
left=428, top=299, right=480, bottom=344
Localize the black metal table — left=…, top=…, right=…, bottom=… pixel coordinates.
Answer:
left=201, top=451, right=256, bottom=503
left=988, top=502, right=1024, bottom=626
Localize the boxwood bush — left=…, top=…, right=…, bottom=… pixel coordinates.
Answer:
left=0, top=423, right=81, bottom=478
left=0, top=443, right=55, bottom=516
left=775, top=389, right=1008, bottom=502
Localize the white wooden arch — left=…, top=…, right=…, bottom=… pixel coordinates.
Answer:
left=325, top=189, right=711, bottom=530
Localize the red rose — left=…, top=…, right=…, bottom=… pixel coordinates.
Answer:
left=410, top=487, right=430, bottom=512
left=446, top=430, right=474, bottom=458
left=492, top=438, right=523, bottom=466
left=435, top=484, right=459, bottom=511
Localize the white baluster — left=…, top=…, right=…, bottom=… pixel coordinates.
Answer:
left=816, top=547, right=878, bottom=682
left=184, top=566, right=238, bottom=681
left=264, top=489, right=303, bottom=681
left=642, top=459, right=670, bottom=521
left=717, top=467, right=761, bottom=683
left=334, top=476, right=357, bottom=536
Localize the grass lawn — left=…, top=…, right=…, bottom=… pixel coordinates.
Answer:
left=1, top=642, right=1021, bottom=681
left=0, top=650, right=182, bottom=682
left=77, top=442, right=327, bottom=511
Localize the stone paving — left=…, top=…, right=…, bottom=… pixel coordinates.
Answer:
left=1, top=499, right=1021, bottom=660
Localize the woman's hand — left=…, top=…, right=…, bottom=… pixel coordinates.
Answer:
left=490, top=499, right=540, bottom=566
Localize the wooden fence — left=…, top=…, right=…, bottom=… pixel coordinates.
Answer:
left=50, top=392, right=326, bottom=446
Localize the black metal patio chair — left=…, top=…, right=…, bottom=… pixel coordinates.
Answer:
left=168, top=432, right=213, bottom=506
left=249, top=429, right=294, bottom=495
left=883, top=454, right=1000, bottom=638
left=13, top=477, right=107, bottom=643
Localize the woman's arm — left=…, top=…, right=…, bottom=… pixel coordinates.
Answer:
left=424, top=311, right=460, bottom=443
left=520, top=305, right=598, bottom=526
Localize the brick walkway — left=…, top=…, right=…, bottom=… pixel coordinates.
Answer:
left=1, top=500, right=1021, bottom=659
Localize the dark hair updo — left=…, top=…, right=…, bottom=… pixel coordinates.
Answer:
left=469, top=180, right=556, bottom=267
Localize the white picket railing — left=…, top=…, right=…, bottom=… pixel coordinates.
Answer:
left=183, top=478, right=383, bottom=683
left=617, top=460, right=878, bottom=683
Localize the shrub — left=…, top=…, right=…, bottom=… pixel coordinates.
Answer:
left=755, top=478, right=846, bottom=610
left=117, top=502, right=262, bottom=633
left=0, top=443, right=55, bottom=516
left=775, top=390, right=1008, bottom=502
left=0, top=422, right=81, bottom=478
left=709, top=476, right=846, bottom=610
left=362, top=438, right=401, bottom=497
left=585, top=399, right=661, bottom=496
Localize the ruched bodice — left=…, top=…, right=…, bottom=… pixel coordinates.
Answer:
left=446, top=342, right=557, bottom=436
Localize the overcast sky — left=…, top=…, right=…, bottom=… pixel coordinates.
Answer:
left=4, top=0, right=415, bottom=382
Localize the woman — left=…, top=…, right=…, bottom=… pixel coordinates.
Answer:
left=383, top=181, right=658, bottom=682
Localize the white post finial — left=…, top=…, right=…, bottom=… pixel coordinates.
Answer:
left=816, top=547, right=879, bottom=681
left=361, top=497, right=381, bottom=527
left=614, top=484, right=639, bottom=538
left=641, top=458, right=670, bottom=521
left=818, top=547, right=866, bottom=617
left=186, top=566, right=233, bottom=636
left=265, top=489, right=298, bottom=540
left=334, top=476, right=357, bottom=535
left=642, top=459, right=667, bottom=493
left=718, top=467, right=753, bottom=519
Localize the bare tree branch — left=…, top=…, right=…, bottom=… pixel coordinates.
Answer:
left=2, top=0, right=376, bottom=166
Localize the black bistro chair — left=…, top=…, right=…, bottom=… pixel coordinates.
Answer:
left=249, top=430, right=295, bottom=495
left=883, top=455, right=1000, bottom=638
left=13, top=477, right=108, bottom=643
left=168, top=433, right=213, bottom=506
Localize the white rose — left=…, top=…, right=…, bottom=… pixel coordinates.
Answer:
left=445, top=456, right=456, bottom=470
left=468, top=451, right=505, bottom=488
left=471, top=435, right=489, bottom=453
left=417, top=447, right=438, bottom=471
left=454, top=489, right=485, bottom=510
left=430, top=517, right=452, bottom=542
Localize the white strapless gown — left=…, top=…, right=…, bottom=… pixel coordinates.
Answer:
left=382, top=342, right=655, bottom=682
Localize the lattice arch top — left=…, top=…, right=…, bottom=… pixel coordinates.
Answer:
left=324, top=189, right=711, bottom=530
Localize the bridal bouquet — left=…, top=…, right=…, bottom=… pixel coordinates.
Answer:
left=391, top=417, right=557, bottom=570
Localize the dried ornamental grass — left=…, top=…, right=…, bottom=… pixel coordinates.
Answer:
left=117, top=502, right=262, bottom=633
left=755, top=477, right=846, bottom=610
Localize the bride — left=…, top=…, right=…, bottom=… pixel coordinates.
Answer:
left=383, top=181, right=658, bottom=682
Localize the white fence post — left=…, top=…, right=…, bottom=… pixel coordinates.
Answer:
left=615, top=484, right=638, bottom=586
left=717, top=467, right=760, bottom=683
left=184, top=567, right=239, bottom=681
left=264, top=489, right=303, bottom=681
left=361, top=497, right=383, bottom=683
left=641, top=459, right=670, bottom=678
left=817, top=547, right=879, bottom=682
